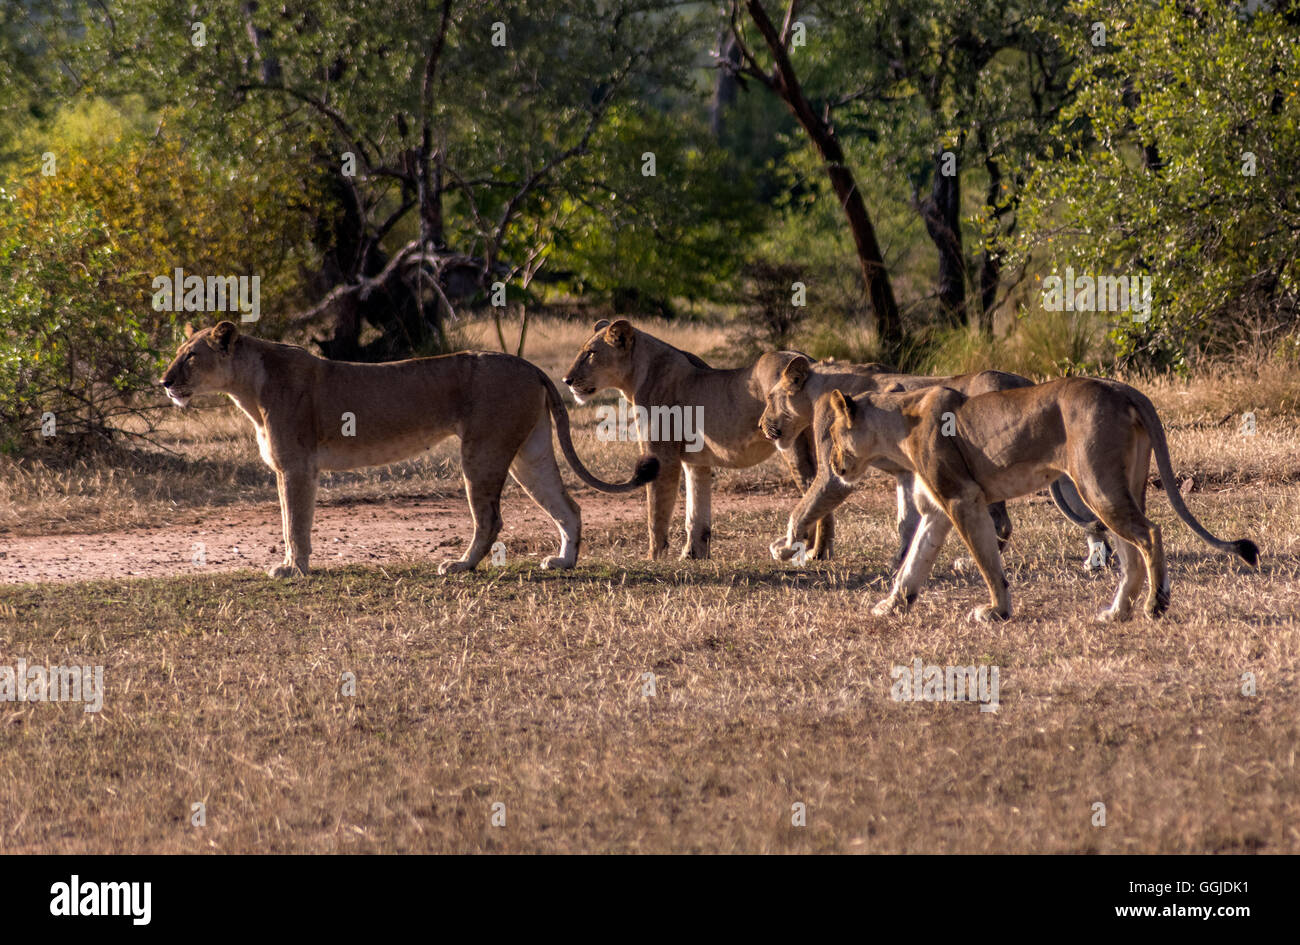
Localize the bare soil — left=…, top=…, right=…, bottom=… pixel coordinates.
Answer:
left=0, top=487, right=781, bottom=583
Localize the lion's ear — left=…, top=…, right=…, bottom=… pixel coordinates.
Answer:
left=593, top=319, right=611, bottom=333
left=605, top=319, right=634, bottom=350
left=183, top=322, right=196, bottom=339
left=783, top=355, right=811, bottom=390
left=830, top=389, right=854, bottom=428
left=211, top=320, right=239, bottom=354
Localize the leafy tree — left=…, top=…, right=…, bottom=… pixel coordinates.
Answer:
left=0, top=101, right=318, bottom=453
left=545, top=106, right=763, bottom=316
left=717, top=0, right=1084, bottom=341
left=1013, top=0, right=1300, bottom=370
left=719, top=0, right=905, bottom=356
left=48, top=0, right=700, bottom=359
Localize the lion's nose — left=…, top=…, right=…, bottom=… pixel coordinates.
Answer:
left=561, top=375, right=573, bottom=386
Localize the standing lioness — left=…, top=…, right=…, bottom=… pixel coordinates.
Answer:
left=562, top=319, right=827, bottom=560
left=161, top=321, right=657, bottom=577
left=773, top=379, right=1259, bottom=623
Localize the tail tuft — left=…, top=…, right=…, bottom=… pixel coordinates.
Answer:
left=633, top=455, right=660, bottom=486
left=1232, top=539, right=1260, bottom=567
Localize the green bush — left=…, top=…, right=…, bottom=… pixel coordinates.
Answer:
left=1013, top=0, right=1300, bottom=372
left=0, top=103, right=318, bottom=455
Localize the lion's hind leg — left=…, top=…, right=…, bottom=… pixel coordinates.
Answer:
left=1097, top=540, right=1145, bottom=623
left=1072, top=445, right=1166, bottom=621
left=510, top=416, right=582, bottom=570
left=681, top=464, right=713, bottom=560
left=988, top=500, right=1013, bottom=552
left=1052, top=476, right=1112, bottom=571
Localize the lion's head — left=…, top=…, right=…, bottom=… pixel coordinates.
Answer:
left=160, top=321, right=240, bottom=407
left=562, top=319, right=636, bottom=404
left=759, top=355, right=814, bottom=450
left=826, top=389, right=877, bottom=484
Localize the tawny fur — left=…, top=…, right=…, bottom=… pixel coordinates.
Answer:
left=760, top=356, right=1109, bottom=567
left=562, top=319, right=827, bottom=561
left=161, top=321, right=656, bottom=577
left=773, top=378, right=1258, bottom=623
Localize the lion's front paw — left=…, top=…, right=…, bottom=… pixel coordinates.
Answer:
left=872, top=594, right=910, bottom=617
left=437, top=558, right=475, bottom=575
left=1095, top=606, right=1131, bottom=624
left=540, top=555, right=575, bottom=571
left=968, top=604, right=1010, bottom=623
left=268, top=561, right=306, bottom=578
left=770, top=538, right=800, bottom=562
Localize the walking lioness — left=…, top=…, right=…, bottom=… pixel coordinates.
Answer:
left=758, top=355, right=1111, bottom=568
left=772, top=378, right=1258, bottom=623
left=161, top=321, right=657, bottom=576
left=562, top=319, right=827, bottom=560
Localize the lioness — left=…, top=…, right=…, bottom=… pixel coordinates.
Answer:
left=562, top=319, right=827, bottom=559
left=772, top=379, right=1258, bottom=623
left=759, top=355, right=1111, bottom=567
left=161, top=321, right=657, bottom=577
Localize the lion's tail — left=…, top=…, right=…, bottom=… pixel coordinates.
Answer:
left=541, top=370, right=659, bottom=494
left=1048, top=478, right=1097, bottom=527
left=1127, top=386, right=1259, bottom=566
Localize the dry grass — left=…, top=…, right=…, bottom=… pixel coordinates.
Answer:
left=1, top=458, right=1297, bottom=852
left=1, top=316, right=1297, bottom=853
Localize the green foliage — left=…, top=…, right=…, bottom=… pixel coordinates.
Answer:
left=1013, top=0, right=1300, bottom=371
left=718, top=0, right=1087, bottom=355
left=749, top=129, right=926, bottom=364
left=1, top=0, right=1296, bottom=438
left=0, top=192, right=152, bottom=453
left=0, top=100, right=319, bottom=454
left=547, top=107, right=761, bottom=309
left=44, top=0, right=704, bottom=354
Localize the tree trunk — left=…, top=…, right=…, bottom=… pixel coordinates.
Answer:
left=424, top=149, right=445, bottom=249
left=920, top=151, right=965, bottom=327
left=743, top=0, right=904, bottom=357
left=710, top=31, right=742, bottom=139
left=241, top=2, right=281, bottom=84
left=978, top=152, right=1002, bottom=337
left=978, top=250, right=999, bottom=337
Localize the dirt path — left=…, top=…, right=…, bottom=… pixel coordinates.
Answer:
left=0, top=487, right=792, bottom=584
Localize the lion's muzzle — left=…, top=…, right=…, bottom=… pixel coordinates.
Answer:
left=566, top=383, right=597, bottom=405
